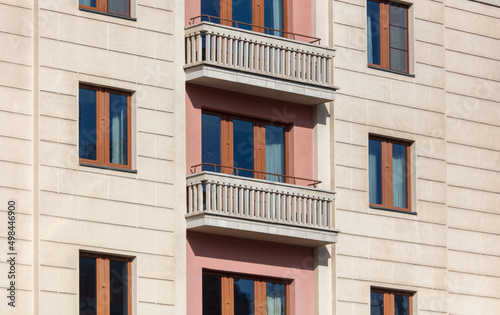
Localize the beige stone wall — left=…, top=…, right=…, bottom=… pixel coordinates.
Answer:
left=0, top=0, right=35, bottom=314
left=2, top=0, right=185, bottom=314
left=332, top=0, right=499, bottom=314
left=444, top=0, right=500, bottom=313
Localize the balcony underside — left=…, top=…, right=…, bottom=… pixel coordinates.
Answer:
left=186, top=213, right=338, bottom=247
left=185, top=64, right=336, bottom=105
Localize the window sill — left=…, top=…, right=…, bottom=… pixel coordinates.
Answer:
left=80, top=163, right=137, bottom=174
left=368, top=65, right=415, bottom=78
left=369, top=205, right=417, bottom=215
left=79, top=7, right=137, bottom=22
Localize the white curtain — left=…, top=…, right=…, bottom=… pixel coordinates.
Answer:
left=265, top=125, right=285, bottom=182
left=79, top=0, right=93, bottom=6
left=108, top=0, right=129, bottom=16
left=392, top=144, right=407, bottom=208
left=272, top=0, right=283, bottom=36
left=267, top=295, right=283, bottom=315
left=110, top=107, right=126, bottom=165
left=367, top=15, right=373, bottom=64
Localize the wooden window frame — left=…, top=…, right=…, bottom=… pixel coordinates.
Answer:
left=215, top=0, right=288, bottom=34
left=79, top=84, right=132, bottom=170
left=204, top=271, right=291, bottom=315
left=371, top=288, right=414, bottom=315
left=369, top=136, right=412, bottom=212
left=203, top=110, right=291, bottom=182
left=79, top=252, right=133, bottom=315
left=79, top=0, right=131, bottom=17
left=367, top=0, right=410, bottom=73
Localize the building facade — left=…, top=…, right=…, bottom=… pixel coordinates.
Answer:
left=0, top=0, right=499, bottom=314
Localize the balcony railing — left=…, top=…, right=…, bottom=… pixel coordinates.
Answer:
left=185, top=21, right=336, bottom=89
left=186, top=171, right=335, bottom=232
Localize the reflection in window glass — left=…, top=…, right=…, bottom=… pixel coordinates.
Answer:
left=369, top=139, right=382, bottom=205
left=394, top=294, right=410, bottom=315
left=80, top=0, right=96, bottom=7
left=202, top=114, right=222, bottom=172
left=370, top=291, right=384, bottom=315
left=233, top=119, right=254, bottom=178
left=80, top=256, right=97, bottom=314
left=201, top=0, right=221, bottom=23
left=109, top=260, right=128, bottom=315
left=232, top=0, right=253, bottom=30
left=367, top=0, right=381, bottom=65
left=79, top=88, right=97, bottom=161
left=392, top=143, right=408, bottom=208
left=264, top=0, right=284, bottom=36
left=234, top=278, right=255, bottom=315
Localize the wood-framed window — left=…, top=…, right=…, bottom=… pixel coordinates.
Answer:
left=371, top=288, right=413, bottom=315
left=79, top=0, right=131, bottom=17
left=201, top=0, right=287, bottom=36
left=369, top=136, right=411, bottom=211
left=79, top=252, right=132, bottom=315
left=202, top=111, right=289, bottom=182
left=203, top=271, right=290, bottom=315
left=79, top=85, right=132, bottom=170
left=367, top=0, right=410, bottom=73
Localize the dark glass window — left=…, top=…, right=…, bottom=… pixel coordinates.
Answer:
left=79, top=85, right=132, bottom=170
left=371, top=288, right=413, bottom=315
left=203, top=274, right=222, bottom=315
left=202, top=113, right=222, bottom=172
left=367, top=0, right=409, bottom=73
left=233, top=119, right=255, bottom=178
left=79, top=254, right=132, bottom=315
left=369, top=136, right=411, bottom=211
left=79, top=0, right=131, bottom=17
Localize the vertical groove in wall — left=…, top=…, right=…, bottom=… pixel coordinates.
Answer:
left=33, top=0, right=39, bottom=312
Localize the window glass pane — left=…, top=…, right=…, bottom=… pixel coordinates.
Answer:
left=201, top=0, right=221, bottom=23
left=390, top=3, right=408, bottom=28
left=202, top=114, right=222, bottom=172
left=369, top=139, right=382, bottom=205
left=265, top=125, right=285, bottom=182
left=390, top=49, right=408, bottom=73
left=203, top=274, right=222, bottom=315
left=264, top=0, right=284, bottom=36
left=234, top=278, right=255, bottom=315
left=370, top=291, right=384, bottom=315
left=80, top=256, right=97, bottom=315
left=108, top=0, right=130, bottom=16
left=109, top=260, right=128, bottom=315
left=390, top=26, right=408, bottom=50
left=394, top=294, right=410, bottom=315
left=109, top=93, right=128, bottom=166
left=232, top=0, right=253, bottom=31
left=367, top=0, right=381, bottom=65
left=80, top=0, right=96, bottom=7
left=266, top=282, right=286, bottom=315
left=79, top=88, right=97, bottom=161
left=392, top=143, right=408, bottom=208
left=233, top=119, right=254, bottom=178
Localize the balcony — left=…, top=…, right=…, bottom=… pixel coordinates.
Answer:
left=186, top=171, right=338, bottom=247
left=185, top=19, right=338, bottom=105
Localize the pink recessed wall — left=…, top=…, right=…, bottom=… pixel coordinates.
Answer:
left=185, top=84, right=314, bottom=183
left=185, top=0, right=313, bottom=38
left=187, top=232, right=316, bottom=315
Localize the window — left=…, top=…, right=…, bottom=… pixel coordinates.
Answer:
left=79, top=0, right=130, bottom=17
left=367, top=0, right=409, bottom=73
left=79, top=85, right=132, bottom=170
left=79, top=253, right=132, bottom=315
left=201, top=0, right=286, bottom=36
left=369, top=136, right=411, bottom=211
left=203, top=272, right=289, bottom=315
left=202, top=111, right=288, bottom=182
left=371, top=288, right=413, bottom=315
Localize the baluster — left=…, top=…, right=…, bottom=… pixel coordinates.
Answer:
left=307, top=197, right=312, bottom=225
left=291, top=51, right=296, bottom=79
left=286, top=50, right=290, bottom=77
left=206, top=182, right=211, bottom=212
left=238, top=39, right=244, bottom=68
left=228, top=185, right=233, bottom=214
left=321, top=56, right=326, bottom=84
left=280, top=48, right=285, bottom=76
left=222, top=36, right=227, bottom=65
left=222, top=184, right=227, bottom=213
left=275, top=192, right=280, bottom=221
left=264, top=45, right=270, bottom=74
left=196, top=33, right=202, bottom=62
left=228, top=37, right=233, bottom=66
left=292, top=195, right=297, bottom=223
left=255, top=189, right=260, bottom=218
left=301, top=52, right=306, bottom=80
left=211, top=34, right=216, bottom=63
left=187, top=185, right=193, bottom=213
left=270, top=46, right=275, bottom=74
left=197, top=183, right=203, bottom=211
left=250, top=189, right=255, bottom=217
left=260, top=44, right=265, bottom=72
left=216, top=35, right=222, bottom=65
left=312, top=55, right=317, bottom=83
left=212, top=181, right=217, bottom=211
left=205, top=33, right=211, bottom=62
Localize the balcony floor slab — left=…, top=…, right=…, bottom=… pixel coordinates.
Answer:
left=185, top=64, right=337, bottom=105
left=186, top=213, right=338, bottom=247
